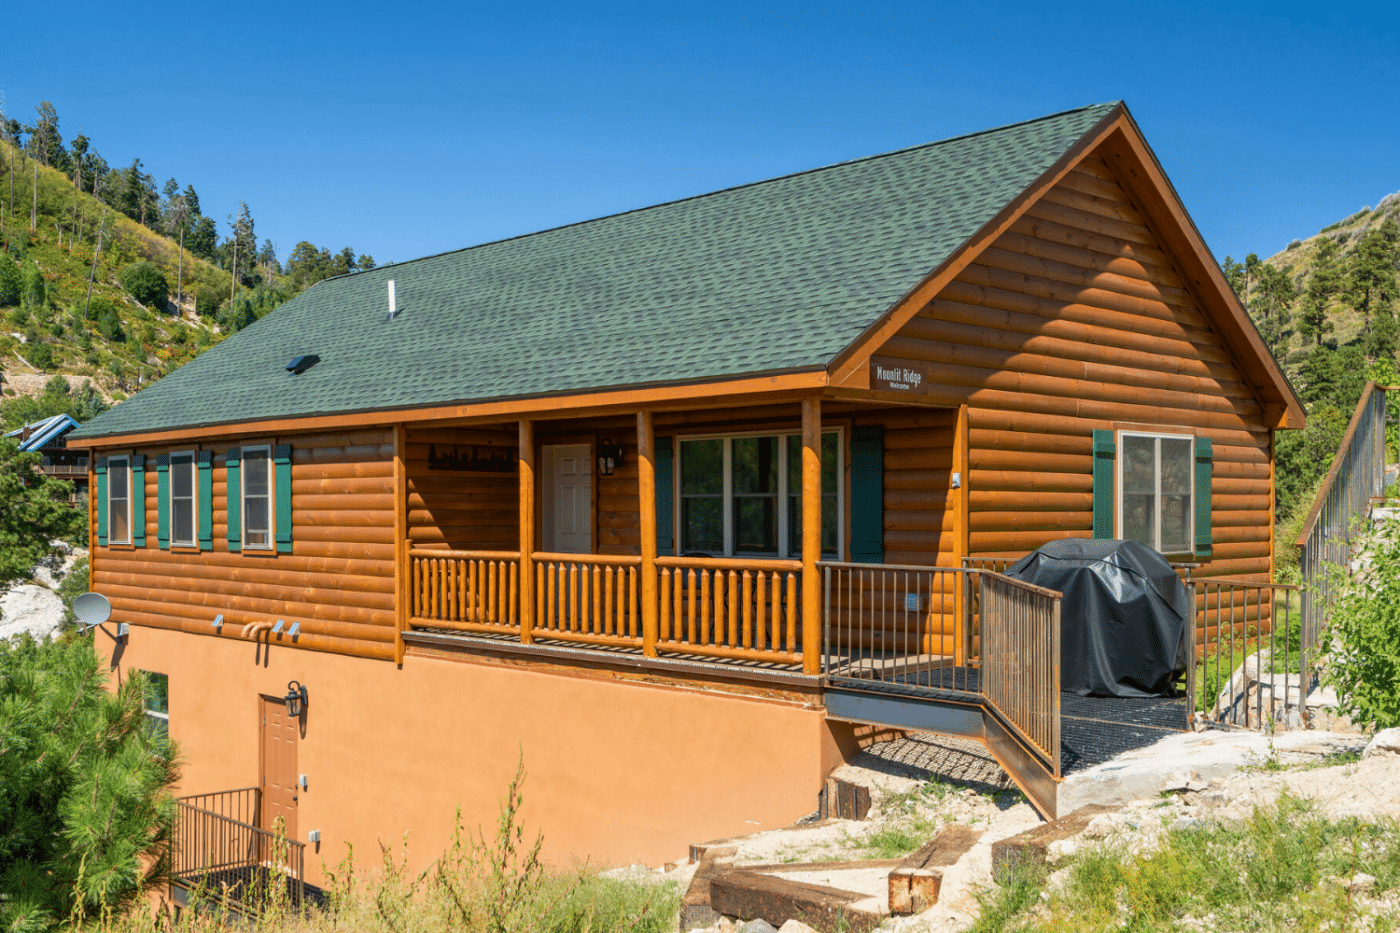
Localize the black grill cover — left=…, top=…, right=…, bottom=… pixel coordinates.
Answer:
left=1003, top=539, right=1190, bottom=698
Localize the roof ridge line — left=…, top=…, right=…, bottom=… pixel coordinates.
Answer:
left=330, top=101, right=1121, bottom=283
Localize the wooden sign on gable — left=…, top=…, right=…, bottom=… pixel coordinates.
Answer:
left=870, top=357, right=929, bottom=394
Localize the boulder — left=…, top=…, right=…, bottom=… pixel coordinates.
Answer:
left=0, top=583, right=65, bottom=642
left=1363, top=728, right=1400, bottom=759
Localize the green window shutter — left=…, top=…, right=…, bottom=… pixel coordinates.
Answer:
left=850, top=425, right=884, bottom=563
left=1092, top=430, right=1116, bottom=539
left=131, top=456, right=146, bottom=547
left=655, top=436, right=673, bottom=555
left=1195, top=436, right=1213, bottom=558
left=197, top=451, right=213, bottom=550
left=156, top=455, right=170, bottom=549
left=96, top=458, right=109, bottom=547
left=274, top=444, right=293, bottom=553
left=226, top=449, right=242, bottom=552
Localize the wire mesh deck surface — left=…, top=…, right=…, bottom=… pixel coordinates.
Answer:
left=832, top=665, right=1189, bottom=775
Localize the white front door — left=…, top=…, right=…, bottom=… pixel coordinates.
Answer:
left=543, top=444, right=592, bottom=554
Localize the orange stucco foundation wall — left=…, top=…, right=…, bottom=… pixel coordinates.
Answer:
left=102, top=625, right=847, bottom=883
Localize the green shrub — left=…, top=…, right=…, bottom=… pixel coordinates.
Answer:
left=195, top=284, right=223, bottom=318
left=0, top=257, right=19, bottom=307
left=118, top=261, right=169, bottom=308
left=95, top=301, right=125, bottom=342
left=26, top=340, right=53, bottom=371
left=19, top=261, right=44, bottom=310
left=1325, top=516, right=1400, bottom=729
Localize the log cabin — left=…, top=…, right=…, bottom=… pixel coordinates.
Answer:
left=70, top=101, right=1302, bottom=881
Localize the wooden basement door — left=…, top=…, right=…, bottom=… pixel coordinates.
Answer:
left=260, top=696, right=299, bottom=840
left=543, top=444, right=593, bottom=554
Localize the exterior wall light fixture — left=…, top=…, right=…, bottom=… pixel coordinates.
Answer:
left=284, top=680, right=309, bottom=717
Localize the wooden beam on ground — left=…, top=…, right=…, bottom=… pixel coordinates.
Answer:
left=708, top=870, right=883, bottom=933
left=991, top=804, right=1116, bottom=881
left=887, top=824, right=983, bottom=915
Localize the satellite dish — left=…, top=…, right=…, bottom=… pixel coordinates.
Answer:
left=72, top=592, right=112, bottom=632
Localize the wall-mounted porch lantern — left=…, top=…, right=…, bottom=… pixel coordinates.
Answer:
left=598, top=438, right=624, bottom=476
left=284, top=680, right=309, bottom=717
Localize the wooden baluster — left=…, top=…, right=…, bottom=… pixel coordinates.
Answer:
left=673, top=570, right=683, bottom=643
left=687, top=569, right=697, bottom=644
left=742, top=571, right=753, bottom=648
left=489, top=560, right=500, bottom=625
left=701, top=570, right=712, bottom=646
left=570, top=563, right=580, bottom=633
left=755, top=571, right=767, bottom=650
left=659, top=569, right=670, bottom=641
left=411, top=557, right=420, bottom=620
left=604, top=566, right=615, bottom=635
left=629, top=567, right=638, bottom=639
left=726, top=570, right=738, bottom=649
left=592, top=565, right=602, bottom=634
left=509, top=561, right=518, bottom=625
left=546, top=563, right=557, bottom=632
left=445, top=558, right=455, bottom=622
left=786, top=571, right=798, bottom=654
left=433, top=559, right=442, bottom=620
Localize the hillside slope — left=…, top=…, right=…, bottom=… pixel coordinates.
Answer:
left=0, top=139, right=230, bottom=400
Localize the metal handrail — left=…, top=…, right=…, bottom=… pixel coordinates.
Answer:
left=174, top=788, right=306, bottom=911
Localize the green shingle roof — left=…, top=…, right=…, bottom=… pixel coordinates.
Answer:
left=72, top=102, right=1120, bottom=440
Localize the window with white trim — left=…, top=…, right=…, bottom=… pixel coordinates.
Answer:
left=141, top=671, right=169, bottom=744
left=1118, top=431, right=1193, bottom=554
left=678, top=430, right=841, bottom=558
left=108, top=456, right=131, bottom=545
left=170, top=452, right=197, bottom=547
left=242, top=446, right=273, bottom=550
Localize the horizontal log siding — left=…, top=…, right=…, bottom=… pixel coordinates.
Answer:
left=406, top=426, right=518, bottom=552
left=882, top=152, right=1272, bottom=597
left=93, top=430, right=398, bottom=660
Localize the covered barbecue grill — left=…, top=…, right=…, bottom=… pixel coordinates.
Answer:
left=1004, top=539, right=1191, bottom=698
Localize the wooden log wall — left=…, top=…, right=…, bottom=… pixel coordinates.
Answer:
left=875, top=149, right=1274, bottom=641
left=93, top=430, right=398, bottom=661
left=405, top=426, right=518, bottom=552
left=853, top=407, right=957, bottom=567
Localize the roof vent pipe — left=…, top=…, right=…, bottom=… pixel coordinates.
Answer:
left=384, top=280, right=399, bottom=322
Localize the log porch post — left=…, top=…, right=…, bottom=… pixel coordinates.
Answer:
left=801, top=397, right=822, bottom=675
left=393, top=423, right=408, bottom=664
left=638, top=411, right=659, bottom=657
left=519, top=420, right=535, bottom=644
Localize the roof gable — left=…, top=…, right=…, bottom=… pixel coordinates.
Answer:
left=71, top=103, right=1121, bottom=441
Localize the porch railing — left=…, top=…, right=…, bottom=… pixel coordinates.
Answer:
left=977, top=572, right=1061, bottom=775
left=821, top=563, right=1061, bottom=777
left=174, top=787, right=307, bottom=911
left=1297, top=382, right=1391, bottom=653
left=820, top=562, right=973, bottom=689
left=409, top=548, right=520, bottom=633
left=657, top=556, right=803, bottom=664
left=532, top=552, right=643, bottom=647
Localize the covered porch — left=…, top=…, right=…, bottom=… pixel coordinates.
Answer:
left=392, top=395, right=971, bottom=674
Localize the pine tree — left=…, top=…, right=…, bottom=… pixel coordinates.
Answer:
left=0, top=636, right=179, bottom=929
left=1344, top=219, right=1400, bottom=334
left=1299, top=237, right=1342, bottom=345
left=1253, top=264, right=1296, bottom=358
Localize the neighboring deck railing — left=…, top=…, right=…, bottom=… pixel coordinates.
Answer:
left=1197, top=578, right=1306, bottom=729
left=1297, top=382, right=1392, bottom=654
left=174, top=787, right=307, bottom=911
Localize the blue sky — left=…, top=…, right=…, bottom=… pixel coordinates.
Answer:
left=2, top=1, right=1396, bottom=269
